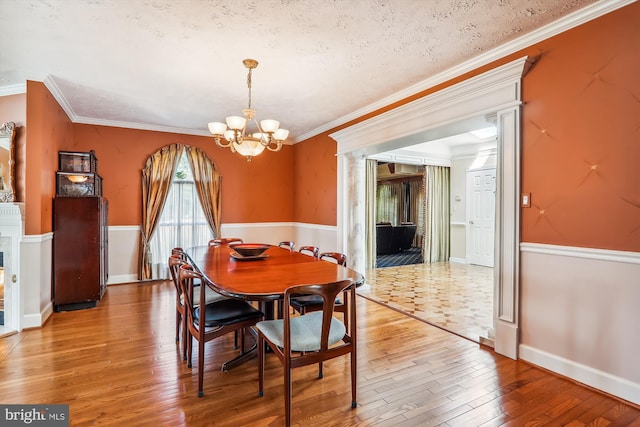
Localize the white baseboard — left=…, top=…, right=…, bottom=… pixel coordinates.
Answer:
left=107, top=274, right=139, bottom=285
left=24, top=301, right=53, bottom=329
left=449, top=257, right=467, bottom=264
left=520, top=344, right=640, bottom=406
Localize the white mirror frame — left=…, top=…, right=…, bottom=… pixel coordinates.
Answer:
left=0, top=122, right=16, bottom=202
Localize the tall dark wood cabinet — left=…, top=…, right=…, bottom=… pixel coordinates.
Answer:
left=53, top=196, right=108, bottom=311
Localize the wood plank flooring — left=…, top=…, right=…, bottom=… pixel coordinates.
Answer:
left=0, top=281, right=638, bottom=426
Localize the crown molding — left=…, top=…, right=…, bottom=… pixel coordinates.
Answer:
left=0, top=83, right=27, bottom=96
left=73, top=115, right=211, bottom=137
left=297, top=0, right=634, bottom=143
left=43, top=76, right=76, bottom=122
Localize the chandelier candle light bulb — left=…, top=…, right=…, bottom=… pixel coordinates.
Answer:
left=208, top=59, right=289, bottom=162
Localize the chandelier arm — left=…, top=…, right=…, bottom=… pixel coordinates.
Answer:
left=265, top=141, right=283, bottom=152
left=238, top=125, right=248, bottom=145
left=214, top=137, right=233, bottom=148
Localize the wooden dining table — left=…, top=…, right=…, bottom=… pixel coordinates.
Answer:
left=185, top=243, right=365, bottom=370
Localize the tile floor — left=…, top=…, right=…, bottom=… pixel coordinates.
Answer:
left=360, top=261, right=494, bottom=344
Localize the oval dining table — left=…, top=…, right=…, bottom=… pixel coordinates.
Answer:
left=185, top=243, right=365, bottom=370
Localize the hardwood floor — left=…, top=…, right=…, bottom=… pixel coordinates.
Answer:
left=0, top=281, right=638, bottom=426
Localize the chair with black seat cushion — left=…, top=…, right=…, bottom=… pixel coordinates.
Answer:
left=209, top=237, right=243, bottom=246
left=290, top=252, right=349, bottom=327
left=298, top=245, right=319, bottom=259
left=169, top=252, right=231, bottom=361
left=278, top=241, right=295, bottom=251
left=256, top=279, right=357, bottom=426
left=178, top=264, right=264, bottom=397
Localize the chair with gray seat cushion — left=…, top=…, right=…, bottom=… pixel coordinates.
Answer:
left=178, top=264, right=264, bottom=397
left=256, top=279, right=357, bottom=426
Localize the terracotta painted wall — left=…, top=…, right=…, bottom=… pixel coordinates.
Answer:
left=296, top=3, right=639, bottom=252
left=25, top=81, right=73, bottom=235
left=9, top=83, right=293, bottom=233
left=70, top=124, right=294, bottom=227
left=292, top=135, right=337, bottom=225
left=520, top=4, right=640, bottom=252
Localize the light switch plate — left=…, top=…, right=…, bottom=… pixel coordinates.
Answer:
left=521, top=192, right=531, bottom=208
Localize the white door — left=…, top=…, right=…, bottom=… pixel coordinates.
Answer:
left=467, top=168, right=496, bottom=267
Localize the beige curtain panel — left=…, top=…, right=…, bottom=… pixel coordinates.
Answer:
left=423, top=165, right=450, bottom=263
left=140, top=144, right=184, bottom=280
left=185, top=145, right=222, bottom=238
left=365, top=159, right=378, bottom=270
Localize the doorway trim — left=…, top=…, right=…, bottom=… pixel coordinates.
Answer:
left=330, top=56, right=531, bottom=359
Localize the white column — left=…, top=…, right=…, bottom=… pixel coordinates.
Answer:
left=339, top=153, right=367, bottom=275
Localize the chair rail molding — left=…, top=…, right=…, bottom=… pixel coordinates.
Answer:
left=331, top=56, right=530, bottom=359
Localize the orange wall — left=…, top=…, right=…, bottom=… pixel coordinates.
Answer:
left=293, top=135, right=338, bottom=225
left=520, top=4, right=640, bottom=252
left=69, top=124, right=294, bottom=226
left=25, top=81, right=73, bottom=235
left=296, top=3, right=639, bottom=252
left=10, top=83, right=293, bottom=233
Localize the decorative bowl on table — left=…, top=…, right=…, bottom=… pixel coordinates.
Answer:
left=229, top=243, right=271, bottom=258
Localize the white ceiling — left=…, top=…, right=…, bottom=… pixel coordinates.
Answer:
left=0, top=0, right=619, bottom=144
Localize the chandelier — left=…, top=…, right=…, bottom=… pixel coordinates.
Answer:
left=208, top=59, right=289, bottom=161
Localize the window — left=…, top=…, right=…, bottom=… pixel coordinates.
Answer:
left=149, top=152, right=213, bottom=279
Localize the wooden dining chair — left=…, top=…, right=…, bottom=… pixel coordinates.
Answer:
left=278, top=241, right=295, bottom=251
left=178, top=264, right=264, bottom=397
left=168, top=253, right=231, bottom=361
left=298, top=245, right=319, bottom=258
left=209, top=237, right=243, bottom=246
left=290, top=252, right=349, bottom=328
left=256, top=279, right=357, bottom=426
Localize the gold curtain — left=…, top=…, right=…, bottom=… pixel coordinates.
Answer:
left=139, top=144, right=184, bottom=280
left=185, top=145, right=222, bottom=238
left=423, top=165, right=450, bottom=263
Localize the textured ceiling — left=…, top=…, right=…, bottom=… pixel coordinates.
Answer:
left=0, top=0, right=608, bottom=143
